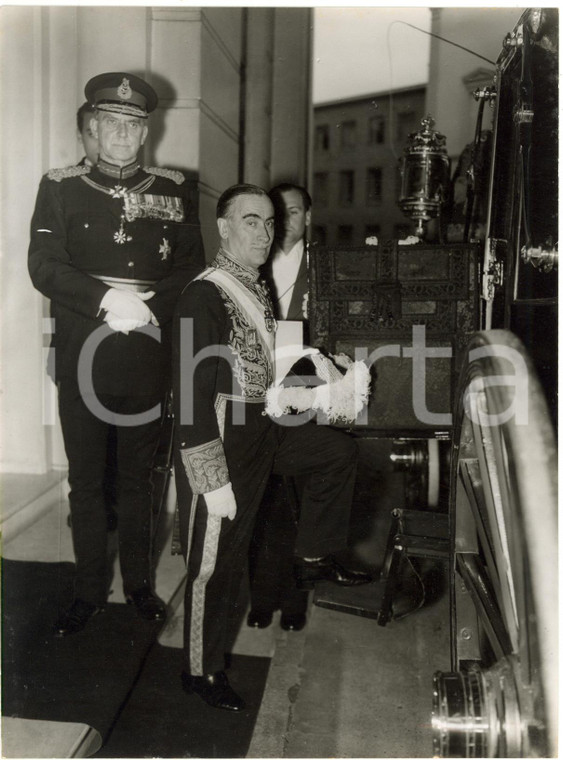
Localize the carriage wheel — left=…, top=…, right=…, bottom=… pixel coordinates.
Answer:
left=432, top=330, right=557, bottom=757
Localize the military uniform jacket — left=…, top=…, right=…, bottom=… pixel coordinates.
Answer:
left=173, top=249, right=276, bottom=495
left=29, top=161, right=205, bottom=396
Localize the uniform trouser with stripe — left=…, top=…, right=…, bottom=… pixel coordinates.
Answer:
left=58, top=380, right=163, bottom=605
left=175, top=403, right=358, bottom=676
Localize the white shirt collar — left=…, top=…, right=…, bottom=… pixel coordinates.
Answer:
left=272, top=238, right=304, bottom=260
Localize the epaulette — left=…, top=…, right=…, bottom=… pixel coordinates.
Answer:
left=47, top=165, right=91, bottom=182
left=143, top=166, right=185, bottom=185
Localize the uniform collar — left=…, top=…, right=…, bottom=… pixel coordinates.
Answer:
left=96, top=158, right=141, bottom=181
left=213, top=248, right=260, bottom=284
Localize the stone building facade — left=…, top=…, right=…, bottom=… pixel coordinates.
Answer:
left=312, top=85, right=426, bottom=246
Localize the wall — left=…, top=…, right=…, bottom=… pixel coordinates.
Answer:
left=199, top=7, right=244, bottom=253
left=2, top=7, right=52, bottom=473
left=0, top=6, right=312, bottom=474
left=270, top=8, right=312, bottom=187
left=242, top=7, right=313, bottom=190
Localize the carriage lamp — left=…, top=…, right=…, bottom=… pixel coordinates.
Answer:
left=399, top=115, right=450, bottom=239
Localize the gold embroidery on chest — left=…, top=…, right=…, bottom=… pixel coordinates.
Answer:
left=220, top=293, right=273, bottom=398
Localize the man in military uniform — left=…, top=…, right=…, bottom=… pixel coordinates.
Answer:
left=28, top=72, right=205, bottom=636
left=173, top=184, right=371, bottom=712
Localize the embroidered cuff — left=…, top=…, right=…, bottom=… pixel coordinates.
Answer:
left=180, top=438, right=229, bottom=494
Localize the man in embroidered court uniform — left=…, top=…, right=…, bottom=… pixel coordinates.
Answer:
left=172, top=184, right=371, bottom=712
left=28, top=72, right=205, bottom=637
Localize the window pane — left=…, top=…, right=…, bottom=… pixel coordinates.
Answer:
left=394, top=223, right=412, bottom=239
left=396, top=164, right=404, bottom=197
left=337, top=225, right=354, bottom=244
left=313, top=225, right=327, bottom=245
left=365, top=224, right=381, bottom=239
left=315, top=124, right=330, bottom=151
left=313, top=172, right=329, bottom=206
left=338, top=171, right=354, bottom=205
left=368, top=116, right=385, bottom=144
left=339, top=120, right=357, bottom=149
left=366, top=168, right=383, bottom=205
left=396, top=112, right=417, bottom=144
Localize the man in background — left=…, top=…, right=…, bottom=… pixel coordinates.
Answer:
left=247, top=183, right=313, bottom=632
left=76, top=101, right=99, bottom=166
left=263, top=183, right=311, bottom=323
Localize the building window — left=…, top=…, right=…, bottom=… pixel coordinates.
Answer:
left=396, top=111, right=417, bottom=144
left=338, top=171, right=354, bottom=205
left=313, top=172, right=329, bottom=207
left=394, top=223, right=412, bottom=240
left=366, top=168, right=383, bottom=205
left=396, top=164, right=404, bottom=198
left=368, top=115, right=385, bottom=144
left=339, top=120, right=357, bottom=149
left=313, top=225, right=327, bottom=245
left=315, top=124, right=330, bottom=151
left=365, top=224, right=381, bottom=240
left=337, top=225, right=354, bottom=244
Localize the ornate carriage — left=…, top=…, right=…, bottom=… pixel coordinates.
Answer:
left=308, top=8, right=558, bottom=757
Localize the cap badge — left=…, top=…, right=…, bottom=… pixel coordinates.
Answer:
left=117, top=77, right=132, bottom=100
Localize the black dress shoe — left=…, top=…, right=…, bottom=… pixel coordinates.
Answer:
left=181, top=671, right=246, bottom=711
left=246, top=610, right=273, bottom=628
left=125, top=588, right=167, bottom=621
left=53, top=598, right=105, bottom=637
left=280, top=612, right=307, bottom=631
left=294, top=554, right=373, bottom=589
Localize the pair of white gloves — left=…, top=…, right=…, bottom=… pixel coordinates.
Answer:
left=100, top=287, right=159, bottom=334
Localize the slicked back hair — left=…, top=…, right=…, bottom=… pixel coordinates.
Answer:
left=77, top=101, right=96, bottom=132
left=269, top=183, right=312, bottom=212
left=216, top=184, right=270, bottom=219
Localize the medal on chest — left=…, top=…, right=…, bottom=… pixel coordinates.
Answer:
left=81, top=174, right=155, bottom=245
left=111, top=186, right=133, bottom=244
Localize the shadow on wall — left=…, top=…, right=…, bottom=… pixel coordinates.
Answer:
left=132, top=69, right=198, bottom=183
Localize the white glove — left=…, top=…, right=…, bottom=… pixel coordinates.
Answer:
left=100, top=288, right=155, bottom=323
left=203, top=482, right=237, bottom=520
left=104, top=312, right=147, bottom=334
